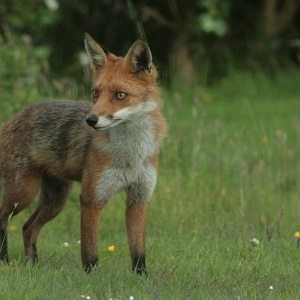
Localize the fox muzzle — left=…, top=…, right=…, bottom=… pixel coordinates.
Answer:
left=86, top=115, right=98, bottom=128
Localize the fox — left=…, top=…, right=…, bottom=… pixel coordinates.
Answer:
left=0, top=33, right=167, bottom=275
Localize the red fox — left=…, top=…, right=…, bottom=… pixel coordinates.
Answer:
left=0, top=33, right=167, bottom=274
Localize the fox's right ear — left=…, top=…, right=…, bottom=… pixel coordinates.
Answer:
left=84, top=33, right=108, bottom=69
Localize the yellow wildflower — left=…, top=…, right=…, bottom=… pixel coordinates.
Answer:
left=165, top=187, right=172, bottom=194
left=294, top=231, right=300, bottom=238
left=8, top=225, right=17, bottom=232
left=108, top=245, right=115, bottom=252
left=220, top=78, right=228, bottom=86
left=261, top=136, right=268, bottom=143
left=203, top=95, right=212, bottom=103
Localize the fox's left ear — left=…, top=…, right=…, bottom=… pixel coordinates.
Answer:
left=126, top=40, right=153, bottom=75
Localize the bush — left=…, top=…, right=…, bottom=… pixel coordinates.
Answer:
left=0, top=31, right=43, bottom=121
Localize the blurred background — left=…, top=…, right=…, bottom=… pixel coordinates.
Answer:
left=0, top=0, right=300, bottom=79
left=0, top=0, right=299, bottom=88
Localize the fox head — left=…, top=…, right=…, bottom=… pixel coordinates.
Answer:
left=84, top=33, right=159, bottom=131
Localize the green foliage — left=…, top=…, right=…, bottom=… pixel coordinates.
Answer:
left=0, top=0, right=60, bottom=38
left=0, top=31, right=43, bottom=121
left=195, top=0, right=231, bottom=36
left=1, top=70, right=300, bottom=298
left=1, top=0, right=299, bottom=82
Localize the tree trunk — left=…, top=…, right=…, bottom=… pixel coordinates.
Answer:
left=264, top=0, right=300, bottom=37
left=170, top=33, right=196, bottom=84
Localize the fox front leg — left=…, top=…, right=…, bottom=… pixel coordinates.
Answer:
left=125, top=162, right=157, bottom=275
left=126, top=201, right=147, bottom=275
left=80, top=195, right=101, bottom=273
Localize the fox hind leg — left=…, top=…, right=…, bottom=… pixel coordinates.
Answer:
left=22, top=174, right=73, bottom=263
left=0, top=172, right=40, bottom=263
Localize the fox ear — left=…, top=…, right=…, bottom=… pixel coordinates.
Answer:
left=84, top=33, right=108, bottom=69
left=126, top=40, right=153, bottom=75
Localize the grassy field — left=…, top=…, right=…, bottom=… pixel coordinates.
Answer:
left=0, top=69, right=300, bottom=299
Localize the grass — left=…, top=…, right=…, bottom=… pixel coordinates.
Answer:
left=1, top=69, right=300, bottom=299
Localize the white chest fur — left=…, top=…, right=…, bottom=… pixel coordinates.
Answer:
left=96, top=114, right=159, bottom=204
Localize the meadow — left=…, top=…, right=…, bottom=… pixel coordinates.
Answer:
left=0, top=69, right=300, bottom=299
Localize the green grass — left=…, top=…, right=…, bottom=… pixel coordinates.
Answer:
left=1, top=69, right=300, bottom=299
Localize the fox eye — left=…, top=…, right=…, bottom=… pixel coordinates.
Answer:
left=92, top=89, right=99, bottom=99
left=115, top=92, right=127, bottom=101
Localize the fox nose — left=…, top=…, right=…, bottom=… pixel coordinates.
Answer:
left=86, top=115, right=98, bottom=127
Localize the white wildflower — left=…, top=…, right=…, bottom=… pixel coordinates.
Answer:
left=249, top=238, right=260, bottom=247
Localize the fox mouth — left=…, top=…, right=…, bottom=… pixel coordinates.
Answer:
left=94, top=119, right=123, bottom=131
left=86, top=115, right=123, bottom=130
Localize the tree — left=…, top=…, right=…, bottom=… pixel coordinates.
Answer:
left=264, top=0, right=300, bottom=38
left=1, top=0, right=299, bottom=84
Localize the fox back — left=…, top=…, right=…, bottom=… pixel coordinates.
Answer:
left=0, top=34, right=167, bottom=275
